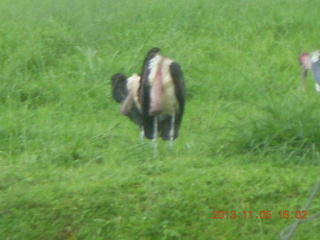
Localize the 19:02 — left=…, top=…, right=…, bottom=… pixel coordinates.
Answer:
left=212, top=210, right=307, bottom=219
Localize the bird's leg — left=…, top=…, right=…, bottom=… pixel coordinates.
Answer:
left=153, top=116, right=158, bottom=156
left=140, top=126, right=145, bottom=144
left=301, top=69, right=307, bottom=92
left=169, top=113, right=175, bottom=151
left=299, top=53, right=312, bottom=91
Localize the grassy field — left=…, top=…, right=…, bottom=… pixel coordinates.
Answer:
left=1, top=0, right=320, bottom=239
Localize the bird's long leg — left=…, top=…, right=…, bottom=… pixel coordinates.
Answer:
left=140, top=126, right=145, bottom=144
left=301, top=68, right=307, bottom=92
left=169, top=113, right=175, bottom=151
left=153, top=116, right=158, bottom=156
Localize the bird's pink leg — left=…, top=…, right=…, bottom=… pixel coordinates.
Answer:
left=169, top=113, right=175, bottom=151
left=153, top=116, right=158, bottom=156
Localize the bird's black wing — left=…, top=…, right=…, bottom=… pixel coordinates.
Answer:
left=170, top=61, right=185, bottom=133
left=312, top=59, right=320, bottom=86
left=139, top=48, right=161, bottom=139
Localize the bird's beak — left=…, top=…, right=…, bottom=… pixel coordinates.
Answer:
left=301, top=67, right=308, bottom=92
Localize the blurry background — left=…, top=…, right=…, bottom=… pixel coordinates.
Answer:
left=1, top=0, right=319, bottom=239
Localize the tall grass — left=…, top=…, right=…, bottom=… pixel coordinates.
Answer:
left=1, top=0, right=320, bottom=239
left=223, top=92, right=320, bottom=163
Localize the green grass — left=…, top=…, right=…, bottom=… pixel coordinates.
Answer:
left=1, top=0, right=320, bottom=239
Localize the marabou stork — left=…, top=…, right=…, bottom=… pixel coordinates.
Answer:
left=299, top=50, right=320, bottom=92
left=111, top=73, right=144, bottom=141
left=111, top=48, right=185, bottom=152
left=139, top=48, right=185, bottom=150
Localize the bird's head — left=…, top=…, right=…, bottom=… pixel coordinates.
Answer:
left=299, top=53, right=311, bottom=91
left=299, top=52, right=312, bottom=70
left=141, top=48, right=161, bottom=75
left=299, top=51, right=320, bottom=92
left=147, top=47, right=161, bottom=55
left=145, top=47, right=161, bottom=61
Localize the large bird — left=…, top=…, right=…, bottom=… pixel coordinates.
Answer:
left=299, top=50, right=320, bottom=92
left=111, top=73, right=144, bottom=140
left=139, top=48, right=186, bottom=150
left=111, top=48, right=185, bottom=152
